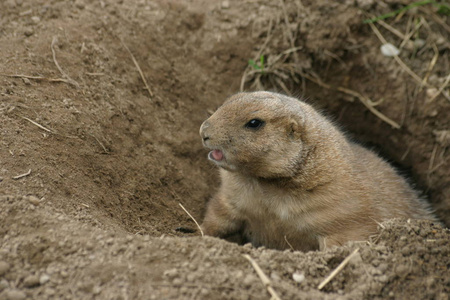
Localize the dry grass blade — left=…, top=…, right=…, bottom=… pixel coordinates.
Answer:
left=121, top=39, right=154, bottom=99
left=318, top=248, right=360, bottom=290
left=303, top=73, right=400, bottom=129
left=0, top=74, right=75, bottom=84
left=178, top=203, right=204, bottom=237
left=243, top=254, right=282, bottom=300
left=427, top=74, right=450, bottom=103
left=377, top=19, right=406, bottom=40
left=284, top=235, right=295, bottom=251
left=22, top=117, right=54, bottom=133
left=421, top=7, right=450, bottom=33
left=51, top=37, right=80, bottom=88
left=421, top=44, right=439, bottom=87
left=399, top=17, right=424, bottom=49
left=12, top=169, right=32, bottom=180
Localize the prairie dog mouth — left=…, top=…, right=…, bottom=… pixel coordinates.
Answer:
left=208, top=149, right=224, bottom=162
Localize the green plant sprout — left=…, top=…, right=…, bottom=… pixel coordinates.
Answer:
left=248, top=55, right=265, bottom=74
left=363, top=0, right=450, bottom=24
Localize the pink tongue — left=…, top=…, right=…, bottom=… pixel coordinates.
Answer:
left=211, top=149, right=223, bottom=161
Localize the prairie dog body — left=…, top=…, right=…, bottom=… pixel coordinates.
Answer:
left=200, top=91, right=436, bottom=251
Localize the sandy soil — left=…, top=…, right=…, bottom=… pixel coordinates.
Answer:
left=0, top=0, right=449, bottom=299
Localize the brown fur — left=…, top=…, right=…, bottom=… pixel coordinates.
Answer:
left=199, top=91, right=436, bottom=251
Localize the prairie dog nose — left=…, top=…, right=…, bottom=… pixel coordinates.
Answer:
left=200, top=120, right=211, bottom=136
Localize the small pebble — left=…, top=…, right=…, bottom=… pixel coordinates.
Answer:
left=93, top=286, right=101, bottom=295
left=243, top=274, right=255, bottom=287
left=200, top=288, right=209, bottom=296
left=45, top=288, right=56, bottom=296
left=27, top=195, right=40, bottom=206
left=0, top=261, right=11, bottom=276
left=39, top=274, right=50, bottom=285
left=163, top=268, right=178, bottom=278
left=270, top=272, right=281, bottom=281
left=221, top=1, right=230, bottom=9
left=31, top=16, right=40, bottom=24
left=413, top=39, right=426, bottom=49
left=378, top=263, right=388, bottom=273
left=292, top=272, right=305, bottom=283
left=396, top=265, right=410, bottom=277
left=380, top=43, right=400, bottom=57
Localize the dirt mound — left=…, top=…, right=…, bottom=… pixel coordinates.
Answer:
left=0, top=0, right=449, bottom=299
left=1, top=195, right=448, bottom=299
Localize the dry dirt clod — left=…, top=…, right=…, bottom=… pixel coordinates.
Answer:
left=0, top=279, right=9, bottom=291
left=0, top=262, right=11, bottom=277
left=5, top=290, right=26, bottom=300
left=23, top=27, right=34, bottom=37
left=23, top=275, right=40, bottom=288
left=5, top=0, right=16, bottom=8
left=74, top=0, right=85, bottom=9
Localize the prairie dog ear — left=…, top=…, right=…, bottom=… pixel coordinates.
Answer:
left=287, top=117, right=302, bottom=139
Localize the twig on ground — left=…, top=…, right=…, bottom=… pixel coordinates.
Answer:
left=243, top=254, right=282, bottom=300
left=51, top=37, right=80, bottom=88
left=12, top=169, right=32, bottom=180
left=22, top=117, right=54, bottom=133
left=318, top=248, right=360, bottom=290
left=179, top=203, right=204, bottom=237
left=120, top=39, right=154, bottom=99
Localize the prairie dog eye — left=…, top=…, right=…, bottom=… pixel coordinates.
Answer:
left=245, top=119, right=265, bottom=130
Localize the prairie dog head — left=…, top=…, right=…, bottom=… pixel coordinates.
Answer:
left=200, top=91, right=308, bottom=178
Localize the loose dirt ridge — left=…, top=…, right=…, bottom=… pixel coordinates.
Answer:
left=0, top=0, right=449, bottom=299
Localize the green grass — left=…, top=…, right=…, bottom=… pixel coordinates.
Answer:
left=363, top=0, right=450, bottom=24
left=248, top=55, right=265, bottom=74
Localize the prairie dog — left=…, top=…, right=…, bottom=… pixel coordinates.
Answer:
left=199, top=91, right=436, bottom=251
